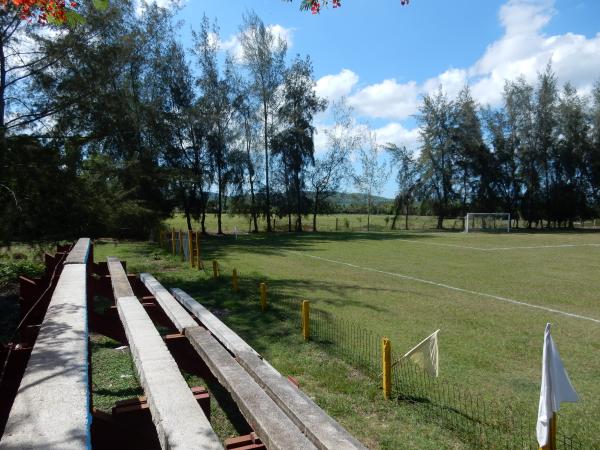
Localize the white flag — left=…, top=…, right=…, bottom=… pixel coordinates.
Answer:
left=404, top=330, right=439, bottom=377
left=536, top=323, right=579, bottom=447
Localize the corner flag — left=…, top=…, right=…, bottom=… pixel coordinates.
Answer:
left=536, top=323, right=579, bottom=447
left=403, top=329, right=439, bottom=377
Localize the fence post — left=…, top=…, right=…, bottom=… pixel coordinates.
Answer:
left=302, top=300, right=310, bottom=341
left=260, top=282, right=267, bottom=312
left=195, top=231, right=202, bottom=269
left=171, top=227, right=176, bottom=256
left=188, top=229, right=194, bottom=268
left=179, top=230, right=184, bottom=262
left=232, top=268, right=239, bottom=292
left=382, top=337, right=391, bottom=400
left=212, top=260, right=219, bottom=279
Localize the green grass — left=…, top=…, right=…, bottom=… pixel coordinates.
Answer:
left=151, top=227, right=600, bottom=447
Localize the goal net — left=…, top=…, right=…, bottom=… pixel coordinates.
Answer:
left=464, top=213, right=511, bottom=233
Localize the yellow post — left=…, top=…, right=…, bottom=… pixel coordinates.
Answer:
left=539, top=413, right=557, bottom=450
left=260, top=282, right=267, bottom=312
left=232, top=268, right=239, bottom=292
left=382, top=337, right=391, bottom=400
left=188, top=229, right=194, bottom=268
left=302, top=300, right=310, bottom=341
left=195, top=231, right=202, bottom=269
left=171, top=227, right=176, bottom=256
left=212, top=260, right=219, bottom=279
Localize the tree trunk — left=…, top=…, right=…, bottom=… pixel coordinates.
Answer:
left=263, top=104, right=271, bottom=232
left=295, top=171, right=302, bottom=232
left=405, top=203, right=409, bottom=230
left=313, top=191, right=319, bottom=232
left=217, top=159, right=223, bottom=235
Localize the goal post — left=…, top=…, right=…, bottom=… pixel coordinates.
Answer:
left=464, top=213, right=511, bottom=233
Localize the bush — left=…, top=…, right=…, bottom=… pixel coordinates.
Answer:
left=0, top=260, right=44, bottom=290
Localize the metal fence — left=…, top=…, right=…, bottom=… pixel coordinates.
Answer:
left=276, top=298, right=585, bottom=450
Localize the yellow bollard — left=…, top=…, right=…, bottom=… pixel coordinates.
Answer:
left=171, top=227, right=176, bottom=256
left=260, top=283, right=267, bottom=312
left=539, top=413, right=557, bottom=450
left=302, top=300, right=310, bottom=341
left=188, top=229, right=194, bottom=268
left=232, top=269, right=239, bottom=292
left=382, top=337, right=391, bottom=400
left=212, top=260, right=219, bottom=279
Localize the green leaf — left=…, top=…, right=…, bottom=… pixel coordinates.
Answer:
left=65, top=10, right=87, bottom=27
left=93, top=0, right=110, bottom=11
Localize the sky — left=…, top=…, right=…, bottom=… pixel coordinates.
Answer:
left=146, top=0, right=600, bottom=197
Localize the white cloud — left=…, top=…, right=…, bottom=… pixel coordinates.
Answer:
left=219, top=24, right=294, bottom=62
left=348, top=79, right=420, bottom=120
left=470, top=0, right=600, bottom=105
left=372, top=123, right=420, bottom=150
left=315, top=69, right=359, bottom=101
left=318, top=0, right=600, bottom=123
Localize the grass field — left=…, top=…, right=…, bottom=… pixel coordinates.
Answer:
left=156, top=223, right=600, bottom=446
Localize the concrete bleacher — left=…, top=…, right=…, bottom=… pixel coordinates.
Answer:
left=0, top=238, right=91, bottom=450
left=107, top=259, right=222, bottom=450
left=169, top=287, right=367, bottom=450
left=140, top=275, right=318, bottom=450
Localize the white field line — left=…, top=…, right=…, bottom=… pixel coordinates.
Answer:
left=396, top=238, right=600, bottom=252
left=290, top=251, right=600, bottom=325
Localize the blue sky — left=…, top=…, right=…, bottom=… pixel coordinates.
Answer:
left=157, top=0, right=600, bottom=197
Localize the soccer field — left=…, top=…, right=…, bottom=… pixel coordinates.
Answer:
left=193, top=229, right=600, bottom=443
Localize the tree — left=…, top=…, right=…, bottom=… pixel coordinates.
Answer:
left=194, top=17, right=239, bottom=235
left=308, top=98, right=355, bottom=231
left=239, top=11, right=286, bottom=232
left=353, top=129, right=389, bottom=231
left=385, top=143, right=419, bottom=230
left=418, top=89, right=457, bottom=229
left=272, top=55, right=325, bottom=232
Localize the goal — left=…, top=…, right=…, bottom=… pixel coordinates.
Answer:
left=464, top=213, right=511, bottom=233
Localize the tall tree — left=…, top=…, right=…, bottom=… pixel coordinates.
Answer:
left=385, top=143, right=420, bottom=230
left=308, top=98, right=355, bottom=231
left=272, top=55, right=325, bottom=232
left=418, top=89, right=457, bottom=229
left=239, top=11, right=286, bottom=232
left=194, top=18, right=239, bottom=235
left=353, top=129, right=389, bottom=231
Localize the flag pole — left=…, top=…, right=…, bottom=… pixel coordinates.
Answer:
left=539, top=413, right=556, bottom=450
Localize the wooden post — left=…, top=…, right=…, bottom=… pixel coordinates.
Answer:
left=212, top=260, right=219, bottom=279
left=539, top=413, right=557, bottom=450
left=232, top=269, right=239, bottom=292
left=179, top=230, right=184, bottom=262
left=195, top=231, right=201, bottom=269
left=335, top=218, right=338, bottom=231
left=188, top=229, right=194, bottom=268
left=260, top=283, right=267, bottom=312
left=382, top=337, right=391, bottom=400
left=302, top=300, right=310, bottom=341
left=171, top=227, right=176, bottom=256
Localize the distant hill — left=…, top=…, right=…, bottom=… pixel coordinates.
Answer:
left=329, top=192, right=394, bottom=207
